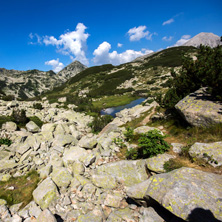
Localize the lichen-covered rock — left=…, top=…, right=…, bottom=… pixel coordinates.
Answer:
left=189, top=141, right=222, bottom=167
left=72, top=161, right=85, bottom=175
left=26, top=121, right=40, bottom=133
left=126, top=179, right=151, bottom=200
left=2, top=121, right=17, bottom=131
left=140, top=207, right=164, bottom=222
left=63, top=146, right=88, bottom=167
left=33, top=177, right=58, bottom=210
left=171, top=143, right=184, bottom=154
left=104, top=194, right=122, bottom=208
left=96, top=159, right=148, bottom=186
left=145, top=167, right=222, bottom=221
left=145, top=154, right=175, bottom=173
left=106, top=208, right=135, bottom=222
left=78, top=135, right=97, bottom=149
left=91, top=174, right=117, bottom=189
left=37, top=209, right=57, bottom=222
left=77, top=207, right=103, bottom=222
left=175, top=88, right=222, bottom=127
left=51, top=166, right=73, bottom=188
left=0, top=158, right=18, bottom=171
left=53, top=134, right=77, bottom=147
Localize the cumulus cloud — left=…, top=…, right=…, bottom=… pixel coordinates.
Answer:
left=162, top=18, right=174, bottom=26
left=28, top=33, right=42, bottom=45
left=173, top=35, right=191, bottom=46
left=42, top=23, right=89, bottom=65
left=45, top=59, right=64, bottom=73
left=162, top=36, right=173, bottom=41
left=93, top=41, right=153, bottom=65
left=127, top=26, right=154, bottom=41
left=117, top=43, right=123, bottom=48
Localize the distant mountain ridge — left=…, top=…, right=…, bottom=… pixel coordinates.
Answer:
left=0, top=60, right=86, bottom=99
left=183, top=32, right=222, bottom=48
left=57, top=60, right=87, bottom=80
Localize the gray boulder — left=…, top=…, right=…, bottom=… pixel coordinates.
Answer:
left=189, top=141, right=222, bottom=167
left=96, top=159, right=148, bottom=186
left=175, top=88, right=222, bottom=127
left=91, top=174, right=117, bottom=189
left=51, top=166, right=73, bottom=188
left=37, top=209, right=57, bottom=222
left=145, top=167, right=222, bottom=221
left=33, top=177, right=58, bottom=210
left=78, top=135, right=97, bottom=149
left=145, top=154, right=175, bottom=173
left=63, top=146, right=88, bottom=167
left=77, top=207, right=103, bottom=222
left=2, top=121, right=17, bottom=131
left=26, top=121, right=40, bottom=133
left=53, top=134, right=77, bottom=147
left=140, top=207, right=164, bottom=222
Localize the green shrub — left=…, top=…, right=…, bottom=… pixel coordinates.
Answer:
left=2, top=95, right=15, bottom=101
left=138, top=129, right=170, bottom=158
left=33, top=103, right=43, bottom=110
left=113, top=138, right=126, bottom=148
left=124, top=127, right=134, bottom=142
left=29, top=116, right=44, bottom=128
left=89, top=115, right=113, bottom=133
left=126, top=148, right=138, bottom=160
left=0, top=138, right=12, bottom=146
left=10, top=109, right=29, bottom=126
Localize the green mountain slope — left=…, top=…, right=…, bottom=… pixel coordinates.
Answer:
left=41, top=46, right=197, bottom=110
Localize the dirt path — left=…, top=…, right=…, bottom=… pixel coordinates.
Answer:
left=140, top=108, right=156, bottom=125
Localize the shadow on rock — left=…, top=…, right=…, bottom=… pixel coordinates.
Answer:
left=187, top=208, right=221, bottom=222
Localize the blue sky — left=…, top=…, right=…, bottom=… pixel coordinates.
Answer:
left=0, top=0, right=221, bottom=72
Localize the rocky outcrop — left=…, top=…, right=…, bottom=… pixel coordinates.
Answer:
left=183, top=32, right=222, bottom=48
left=189, top=141, right=222, bottom=167
left=175, top=88, right=222, bottom=127
left=145, top=167, right=222, bottom=221
left=57, top=60, right=87, bottom=80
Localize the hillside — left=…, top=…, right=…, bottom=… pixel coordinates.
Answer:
left=42, top=46, right=197, bottom=109
left=0, top=60, right=86, bottom=100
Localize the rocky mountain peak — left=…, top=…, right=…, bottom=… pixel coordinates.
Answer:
left=57, top=60, right=87, bottom=80
left=183, top=32, right=222, bottom=48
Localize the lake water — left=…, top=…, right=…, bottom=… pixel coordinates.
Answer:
left=100, top=97, right=146, bottom=117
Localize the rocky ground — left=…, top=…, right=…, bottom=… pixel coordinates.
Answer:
left=0, top=99, right=221, bottom=222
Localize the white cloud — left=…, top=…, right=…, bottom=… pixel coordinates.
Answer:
left=93, top=41, right=153, bottom=65
left=162, top=18, right=174, bottom=26
left=28, top=33, right=42, bottom=45
left=162, top=36, right=173, bottom=41
left=173, top=35, right=191, bottom=46
left=45, top=58, right=64, bottom=73
left=127, top=26, right=154, bottom=41
left=117, top=43, right=123, bottom=48
left=42, top=23, right=89, bottom=65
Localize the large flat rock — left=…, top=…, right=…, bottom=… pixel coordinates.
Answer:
left=96, top=159, right=148, bottom=186
left=145, top=167, right=222, bottom=221
left=175, top=88, right=222, bottom=127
